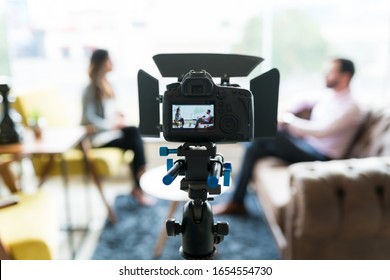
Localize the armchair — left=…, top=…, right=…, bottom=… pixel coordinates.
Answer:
left=12, top=89, right=128, bottom=180
left=252, top=106, right=390, bottom=259
left=10, top=89, right=133, bottom=224
left=0, top=160, right=58, bottom=260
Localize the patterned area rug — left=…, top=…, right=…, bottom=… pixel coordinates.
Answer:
left=91, top=191, right=281, bottom=260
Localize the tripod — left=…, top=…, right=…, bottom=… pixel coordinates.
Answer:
left=160, top=142, right=230, bottom=259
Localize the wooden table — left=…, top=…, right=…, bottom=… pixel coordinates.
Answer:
left=0, top=127, right=115, bottom=258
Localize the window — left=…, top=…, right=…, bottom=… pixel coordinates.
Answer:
left=3, top=0, right=390, bottom=125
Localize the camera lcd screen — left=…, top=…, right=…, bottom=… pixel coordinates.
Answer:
left=172, top=104, right=214, bottom=131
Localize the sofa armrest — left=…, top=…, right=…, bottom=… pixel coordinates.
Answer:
left=287, top=157, right=390, bottom=242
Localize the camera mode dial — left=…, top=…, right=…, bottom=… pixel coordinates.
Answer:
left=219, top=115, right=240, bottom=134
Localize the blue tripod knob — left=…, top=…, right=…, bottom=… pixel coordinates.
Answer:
left=160, top=147, right=177, bottom=156
left=223, top=162, right=232, bottom=187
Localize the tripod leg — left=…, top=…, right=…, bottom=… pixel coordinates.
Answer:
left=153, top=200, right=179, bottom=258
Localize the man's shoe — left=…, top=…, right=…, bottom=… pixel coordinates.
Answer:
left=212, top=201, right=247, bottom=215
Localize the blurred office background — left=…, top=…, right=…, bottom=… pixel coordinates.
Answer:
left=1, top=0, right=390, bottom=125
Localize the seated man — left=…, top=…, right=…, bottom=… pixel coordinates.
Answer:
left=195, top=109, right=213, bottom=128
left=214, top=58, right=364, bottom=215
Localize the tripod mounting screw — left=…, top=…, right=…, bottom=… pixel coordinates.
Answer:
left=166, top=218, right=181, bottom=236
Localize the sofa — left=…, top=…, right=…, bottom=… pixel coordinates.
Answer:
left=252, top=106, right=390, bottom=259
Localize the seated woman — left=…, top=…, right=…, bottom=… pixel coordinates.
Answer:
left=81, top=49, right=154, bottom=206
left=173, top=107, right=185, bottom=127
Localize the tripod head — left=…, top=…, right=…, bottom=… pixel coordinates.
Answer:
left=160, top=142, right=230, bottom=259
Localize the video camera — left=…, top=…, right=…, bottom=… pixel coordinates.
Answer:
left=138, top=53, right=280, bottom=142
left=137, top=54, right=279, bottom=259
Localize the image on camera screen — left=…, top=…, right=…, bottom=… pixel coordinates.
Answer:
left=172, top=104, right=214, bottom=131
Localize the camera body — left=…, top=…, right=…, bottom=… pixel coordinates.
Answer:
left=162, top=70, right=254, bottom=143
left=137, top=54, right=280, bottom=143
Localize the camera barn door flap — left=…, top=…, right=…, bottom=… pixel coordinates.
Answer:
left=137, top=70, right=161, bottom=137
left=153, top=54, right=264, bottom=79
left=250, top=68, right=280, bottom=139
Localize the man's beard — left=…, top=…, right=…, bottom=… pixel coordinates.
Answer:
left=326, top=79, right=339, bottom=89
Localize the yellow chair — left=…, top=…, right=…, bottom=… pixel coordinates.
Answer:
left=12, top=89, right=129, bottom=179
left=12, top=89, right=132, bottom=223
left=0, top=191, right=58, bottom=260
left=0, top=158, right=58, bottom=260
